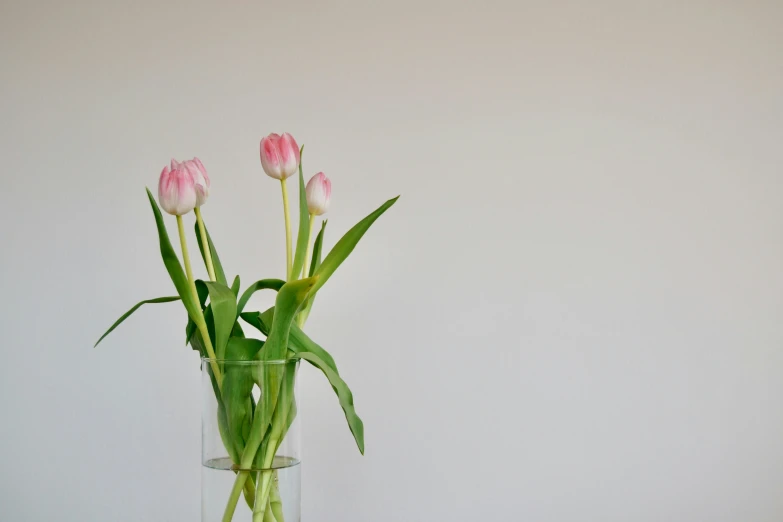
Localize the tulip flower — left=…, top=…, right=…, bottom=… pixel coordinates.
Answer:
left=306, top=172, right=331, bottom=216
left=260, top=132, right=300, bottom=280
left=158, top=163, right=197, bottom=216
left=260, top=133, right=300, bottom=180
left=185, top=157, right=210, bottom=207
left=299, top=172, right=331, bottom=287
left=158, top=158, right=217, bottom=328
left=183, top=157, right=216, bottom=281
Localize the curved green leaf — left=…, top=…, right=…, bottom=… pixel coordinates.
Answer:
left=230, top=275, right=241, bottom=297
left=309, top=219, right=327, bottom=277
left=185, top=281, right=209, bottom=347
left=262, top=277, right=318, bottom=361
left=239, top=361, right=287, bottom=469
left=94, top=296, right=180, bottom=347
left=232, top=321, right=245, bottom=338
left=236, top=279, right=285, bottom=317
left=290, top=145, right=310, bottom=280
left=226, top=337, right=264, bottom=361
left=311, top=196, right=398, bottom=295
left=194, top=219, right=227, bottom=285
left=246, top=277, right=318, bottom=468
left=202, top=358, right=237, bottom=463
left=239, top=311, right=269, bottom=336
left=188, top=327, right=207, bottom=359
left=292, top=351, right=364, bottom=454
left=196, top=280, right=237, bottom=361
left=249, top=307, right=338, bottom=374
left=222, top=338, right=265, bottom=458
left=145, top=188, right=202, bottom=324
left=299, top=219, right=327, bottom=323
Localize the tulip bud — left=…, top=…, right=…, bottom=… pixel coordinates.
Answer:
left=185, top=157, right=210, bottom=207
left=305, top=172, right=331, bottom=215
left=158, top=163, right=197, bottom=216
left=260, top=132, right=300, bottom=180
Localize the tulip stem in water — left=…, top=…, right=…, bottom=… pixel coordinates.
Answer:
left=280, top=179, right=293, bottom=280
left=177, top=215, right=222, bottom=387
left=194, top=207, right=217, bottom=282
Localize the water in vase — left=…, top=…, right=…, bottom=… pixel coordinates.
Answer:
left=202, top=456, right=301, bottom=522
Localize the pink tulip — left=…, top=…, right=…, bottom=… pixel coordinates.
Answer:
left=306, top=172, right=331, bottom=215
left=184, top=157, right=210, bottom=207
left=158, top=163, right=197, bottom=216
left=260, top=132, right=300, bottom=180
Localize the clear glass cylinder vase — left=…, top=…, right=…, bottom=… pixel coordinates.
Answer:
left=201, top=358, right=301, bottom=522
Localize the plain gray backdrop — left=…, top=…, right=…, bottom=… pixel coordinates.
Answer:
left=1, top=1, right=782, bottom=521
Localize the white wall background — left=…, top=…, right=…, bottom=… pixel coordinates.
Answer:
left=1, top=1, right=782, bottom=521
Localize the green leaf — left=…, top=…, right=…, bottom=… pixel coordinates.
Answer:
left=225, top=337, right=265, bottom=361
left=249, top=307, right=339, bottom=374
left=261, top=277, right=318, bottom=362
left=311, top=196, right=398, bottom=295
left=94, top=296, right=180, bottom=347
left=236, top=279, right=286, bottom=317
left=248, top=277, right=318, bottom=466
left=204, top=360, right=238, bottom=463
left=227, top=338, right=263, bottom=361
left=145, top=189, right=202, bottom=324
left=230, top=275, right=241, bottom=297
left=240, top=361, right=286, bottom=469
left=222, top=338, right=265, bottom=458
left=185, top=281, right=209, bottom=347
left=300, top=219, right=327, bottom=322
left=194, top=219, right=228, bottom=285
left=239, top=311, right=269, bottom=336
left=284, top=396, right=298, bottom=443
left=232, top=322, right=245, bottom=338
left=196, top=281, right=238, bottom=361
left=254, top=358, right=297, bottom=472
left=290, top=146, right=310, bottom=280
left=292, top=350, right=365, bottom=454
left=309, top=219, right=327, bottom=277
left=188, top=327, right=207, bottom=358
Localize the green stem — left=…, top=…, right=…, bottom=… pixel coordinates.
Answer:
left=224, top=365, right=296, bottom=521
left=263, top=496, right=278, bottom=522
left=280, top=180, right=292, bottom=281
left=177, top=215, right=201, bottom=314
left=222, top=471, right=250, bottom=522
left=177, top=215, right=222, bottom=387
left=223, top=405, right=276, bottom=520
left=253, top=465, right=276, bottom=522
left=194, top=206, right=217, bottom=282
left=225, top=396, right=291, bottom=521
left=254, top=392, right=294, bottom=521
left=269, top=477, right=285, bottom=522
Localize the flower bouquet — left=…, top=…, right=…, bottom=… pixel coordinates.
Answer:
left=95, top=132, right=398, bottom=521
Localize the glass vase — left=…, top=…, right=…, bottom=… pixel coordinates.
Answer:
left=201, top=358, right=301, bottom=522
